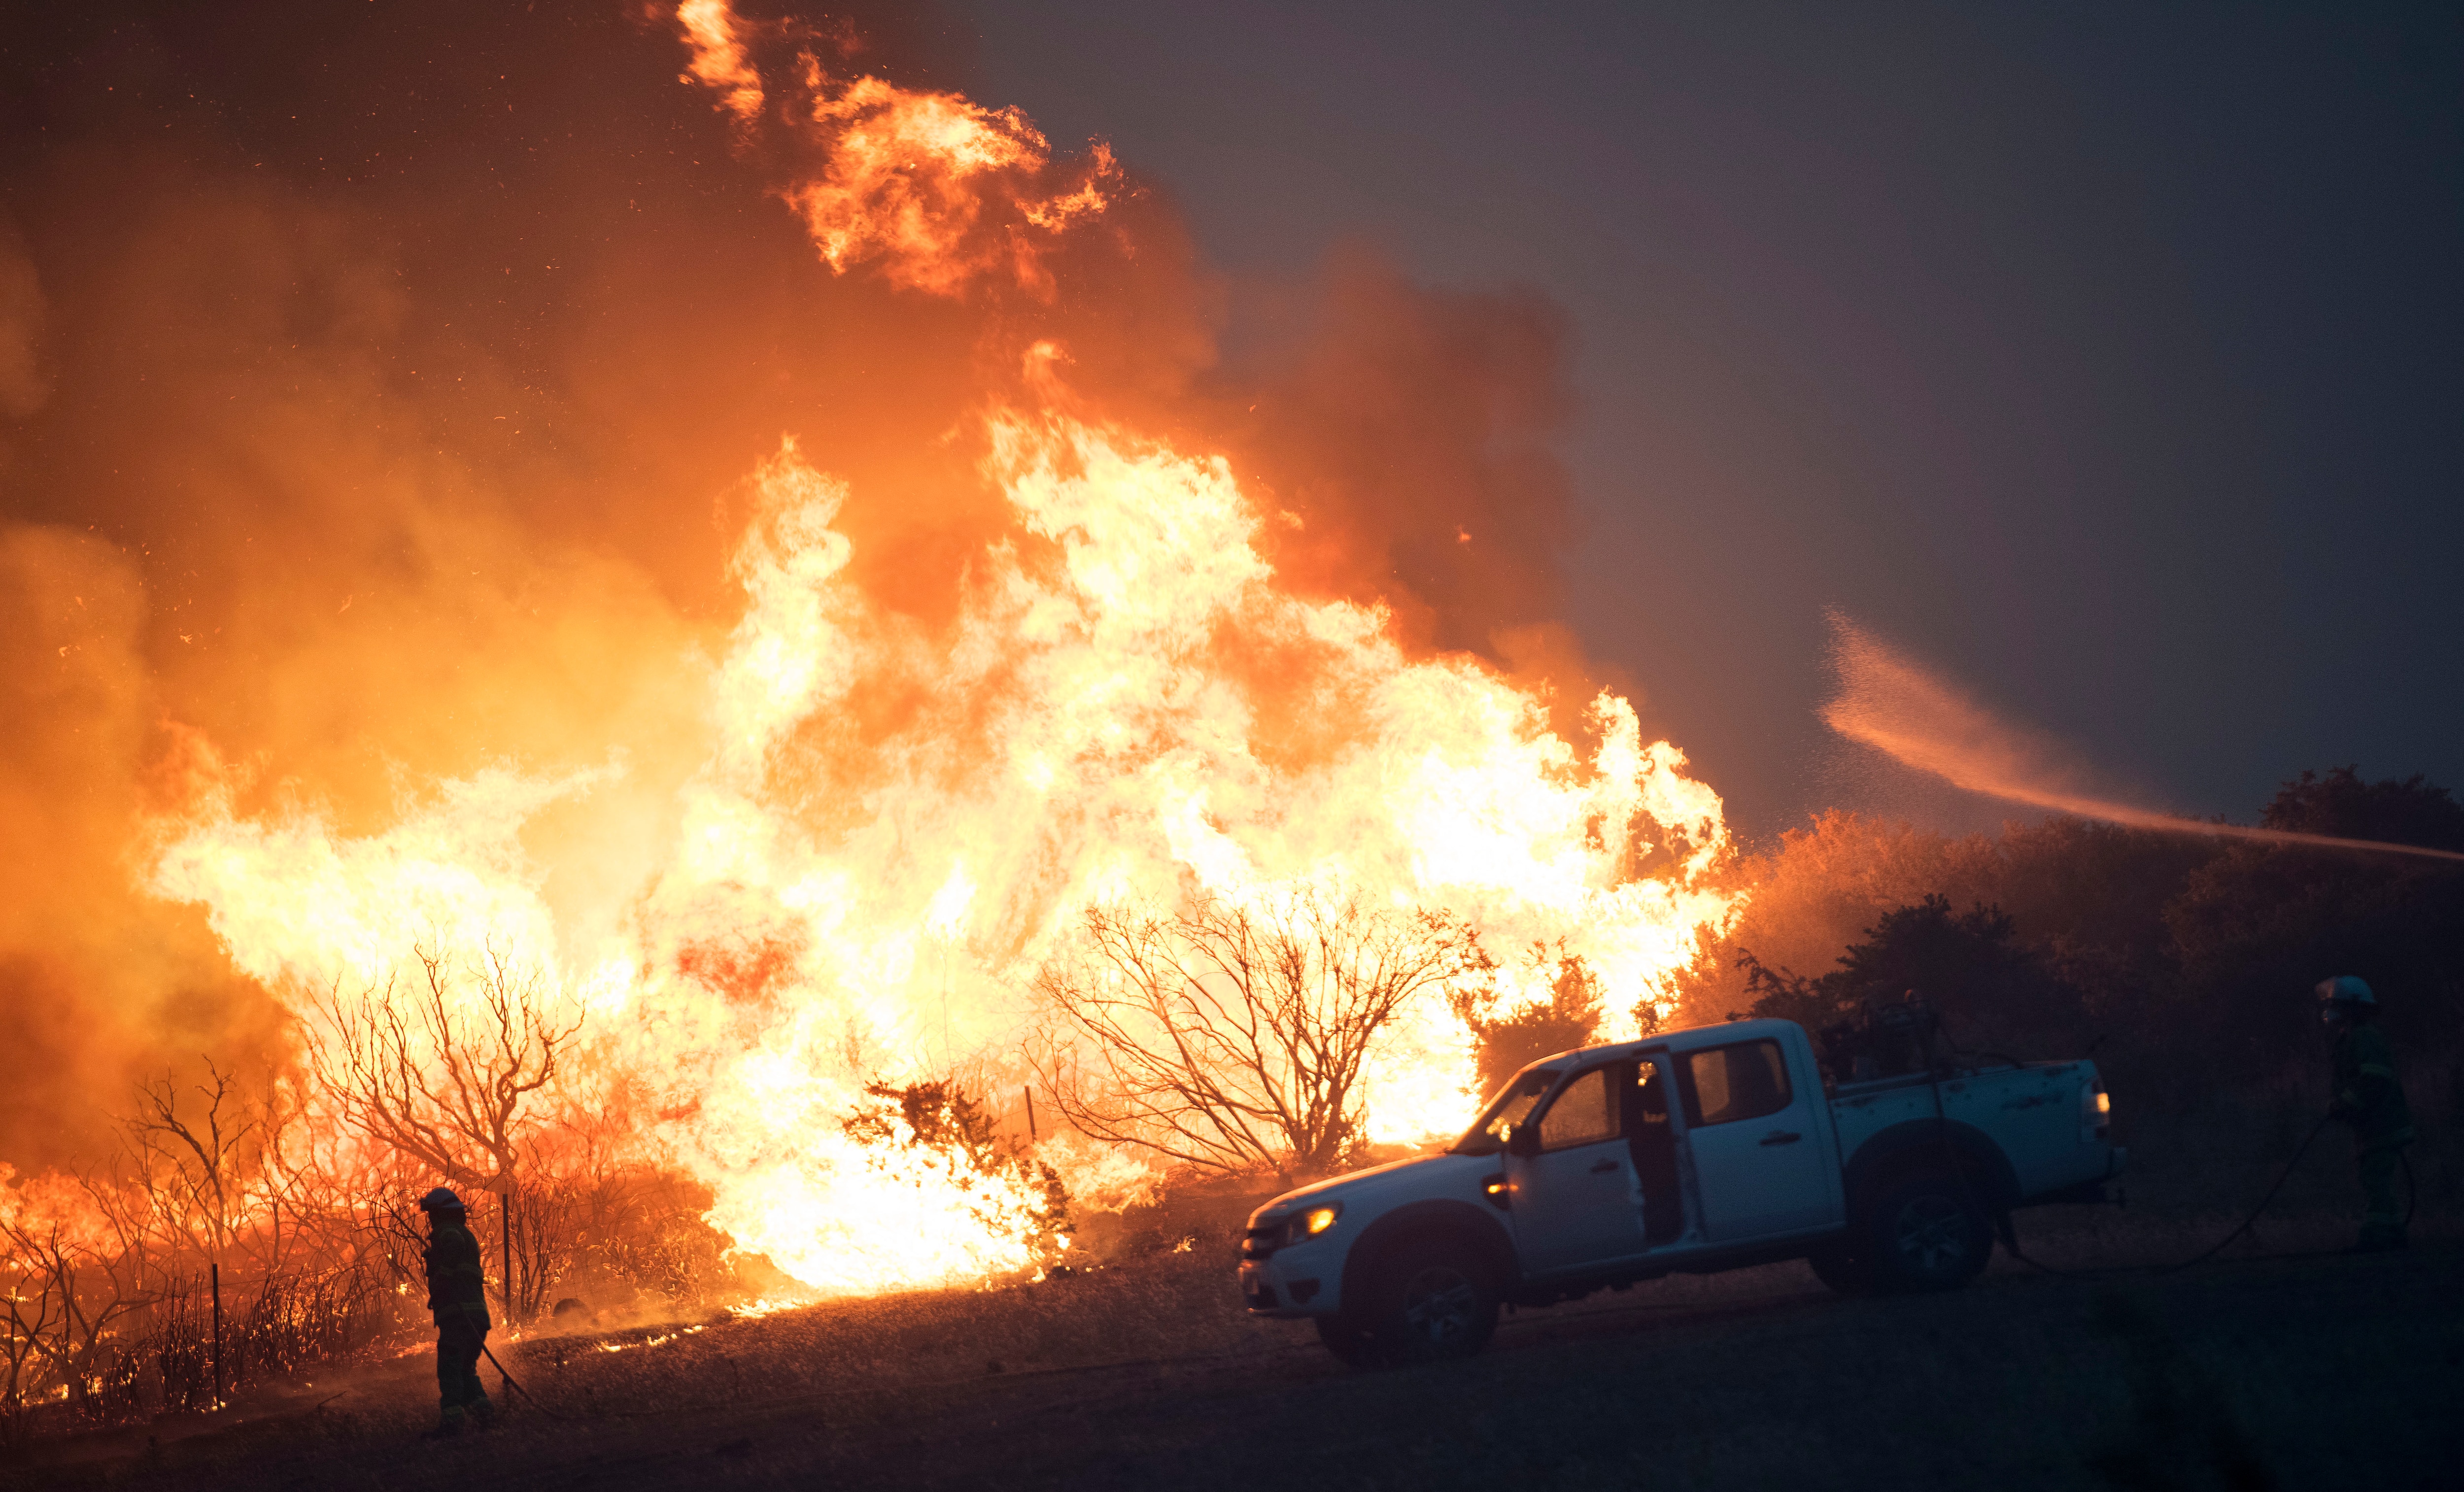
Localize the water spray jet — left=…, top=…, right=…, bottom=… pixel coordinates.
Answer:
left=1821, top=611, right=2464, bottom=864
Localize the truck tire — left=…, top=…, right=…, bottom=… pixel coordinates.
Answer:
left=1807, top=1241, right=1878, bottom=1296
left=1357, top=1237, right=1499, bottom=1365
left=1312, top=1312, right=1381, bottom=1367
left=1863, top=1174, right=1991, bottom=1292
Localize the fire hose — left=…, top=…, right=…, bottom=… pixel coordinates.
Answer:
left=1887, top=998, right=2417, bottom=1282
left=1933, top=1086, right=2414, bottom=1282
left=477, top=1340, right=590, bottom=1423
left=2126, top=1111, right=2326, bottom=1275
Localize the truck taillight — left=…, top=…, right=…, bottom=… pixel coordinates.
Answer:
left=2082, top=1081, right=2110, bottom=1141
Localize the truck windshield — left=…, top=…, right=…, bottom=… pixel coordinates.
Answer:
left=1447, top=1068, right=1562, bottom=1155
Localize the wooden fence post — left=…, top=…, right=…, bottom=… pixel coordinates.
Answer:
left=209, top=1261, right=224, bottom=1407
left=500, top=1190, right=514, bottom=1319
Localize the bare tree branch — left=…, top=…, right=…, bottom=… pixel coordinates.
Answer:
left=1032, top=890, right=1482, bottom=1181
left=301, top=940, right=585, bottom=1321
left=123, top=1060, right=264, bottom=1268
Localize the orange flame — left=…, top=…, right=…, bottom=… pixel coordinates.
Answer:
left=677, top=0, right=764, bottom=123
left=690, top=14, right=1125, bottom=300
left=133, top=12, right=1742, bottom=1296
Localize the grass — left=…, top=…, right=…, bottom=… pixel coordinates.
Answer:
left=9, top=1095, right=2452, bottom=1490
left=22, top=1219, right=2455, bottom=1491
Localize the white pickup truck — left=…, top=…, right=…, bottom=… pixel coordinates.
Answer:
left=1237, top=1016, right=2124, bottom=1365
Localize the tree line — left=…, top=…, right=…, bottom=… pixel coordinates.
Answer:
left=0, top=945, right=728, bottom=1442
left=1671, top=766, right=2464, bottom=1114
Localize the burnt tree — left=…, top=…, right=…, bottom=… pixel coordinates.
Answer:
left=1033, top=891, right=1481, bottom=1181
left=306, top=943, right=583, bottom=1322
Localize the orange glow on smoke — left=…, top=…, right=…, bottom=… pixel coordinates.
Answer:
left=129, top=3, right=1741, bottom=1295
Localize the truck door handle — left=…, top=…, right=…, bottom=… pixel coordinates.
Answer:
left=1759, top=1130, right=1802, bottom=1146
left=1588, top=1159, right=1620, bottom=1174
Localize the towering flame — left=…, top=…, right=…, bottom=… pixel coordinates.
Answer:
left=135, top=5, right=1737, bottom=1295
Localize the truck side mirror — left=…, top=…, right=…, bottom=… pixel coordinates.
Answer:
left=1506, top=1125, right=1540, bottom=1158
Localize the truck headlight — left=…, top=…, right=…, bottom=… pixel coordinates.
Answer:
left=1283, top=1203, right=1341, bottom=1246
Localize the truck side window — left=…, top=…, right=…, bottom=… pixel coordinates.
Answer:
left=1681, top=1041, right=1792, bottom=1126
left=1537, top=1066, right=1623, bottom=1151
left=1454, top=1066, right=1561, bottom=1153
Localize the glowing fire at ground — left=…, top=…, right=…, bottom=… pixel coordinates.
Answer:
left=133, top=4, right=1738, bottom=1297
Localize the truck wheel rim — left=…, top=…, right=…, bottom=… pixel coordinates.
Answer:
left=1895, top=1196, right=1970, bottom=1275
left=1402, top=1266, right=1477, bottom=1343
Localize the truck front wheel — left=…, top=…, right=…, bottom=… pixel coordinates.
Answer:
left=1312, top=1313, right=1381, bottom=1367
left=1865, top=1175, right=1991, bottom=1292
left=1348, top=1238, right=1499, bottom=1365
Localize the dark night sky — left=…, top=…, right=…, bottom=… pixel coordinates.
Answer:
left=954, top=1, right=2464, bottom=834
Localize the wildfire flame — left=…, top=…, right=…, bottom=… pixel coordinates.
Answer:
left=130, top=3, right=1739, bottom=1296
left=688, top=3, right=1125, bottom=299
left=678, top=0, right=765, bottom=123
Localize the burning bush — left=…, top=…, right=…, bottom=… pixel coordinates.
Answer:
left=0, top=1137, right=424, bottom=1441
left=1032, top=891, right=1488, bottom=1182
left=842, top=1080, right=1072, bottom=1274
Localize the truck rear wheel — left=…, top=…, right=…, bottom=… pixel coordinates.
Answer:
left=1807, top=1240, right=1878, bottom=1296
left=1357, top=1238, right=1499, bottom=1365
left=1864, top=1174, right=1991, bottom=1292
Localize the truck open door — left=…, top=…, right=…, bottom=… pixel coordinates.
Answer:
left=1503, top=1061, right=1651, bottom=1274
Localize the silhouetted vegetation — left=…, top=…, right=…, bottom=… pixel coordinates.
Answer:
left=1679, top=766, right=2464, bottom=1119
left=2158, top=769, right=2464, bottom=1088
left=1735, top=895, right=2085, bottom=1055
left=0, top=941, right=754, bottom=1446
left=1450, top=949, right=1604, bottom=1102
left=1031, top=892, right=1486, bottom=1180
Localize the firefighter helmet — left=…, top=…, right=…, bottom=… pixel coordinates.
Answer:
left=418, top=1187, right=468, bottom=1214
left=2316, top=975, right=2376, bottom=1007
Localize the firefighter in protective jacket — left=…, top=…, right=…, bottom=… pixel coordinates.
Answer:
left=420, top=1187, right=496, bottom=1434
left=2318, top=977, right=2415, bottom=1251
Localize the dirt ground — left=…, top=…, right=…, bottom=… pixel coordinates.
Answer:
left=11, top=1210, right=2459, bottom=1492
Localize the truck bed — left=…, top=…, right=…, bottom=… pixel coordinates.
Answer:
left=1828, top=1060, right=2117, bottom=1205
